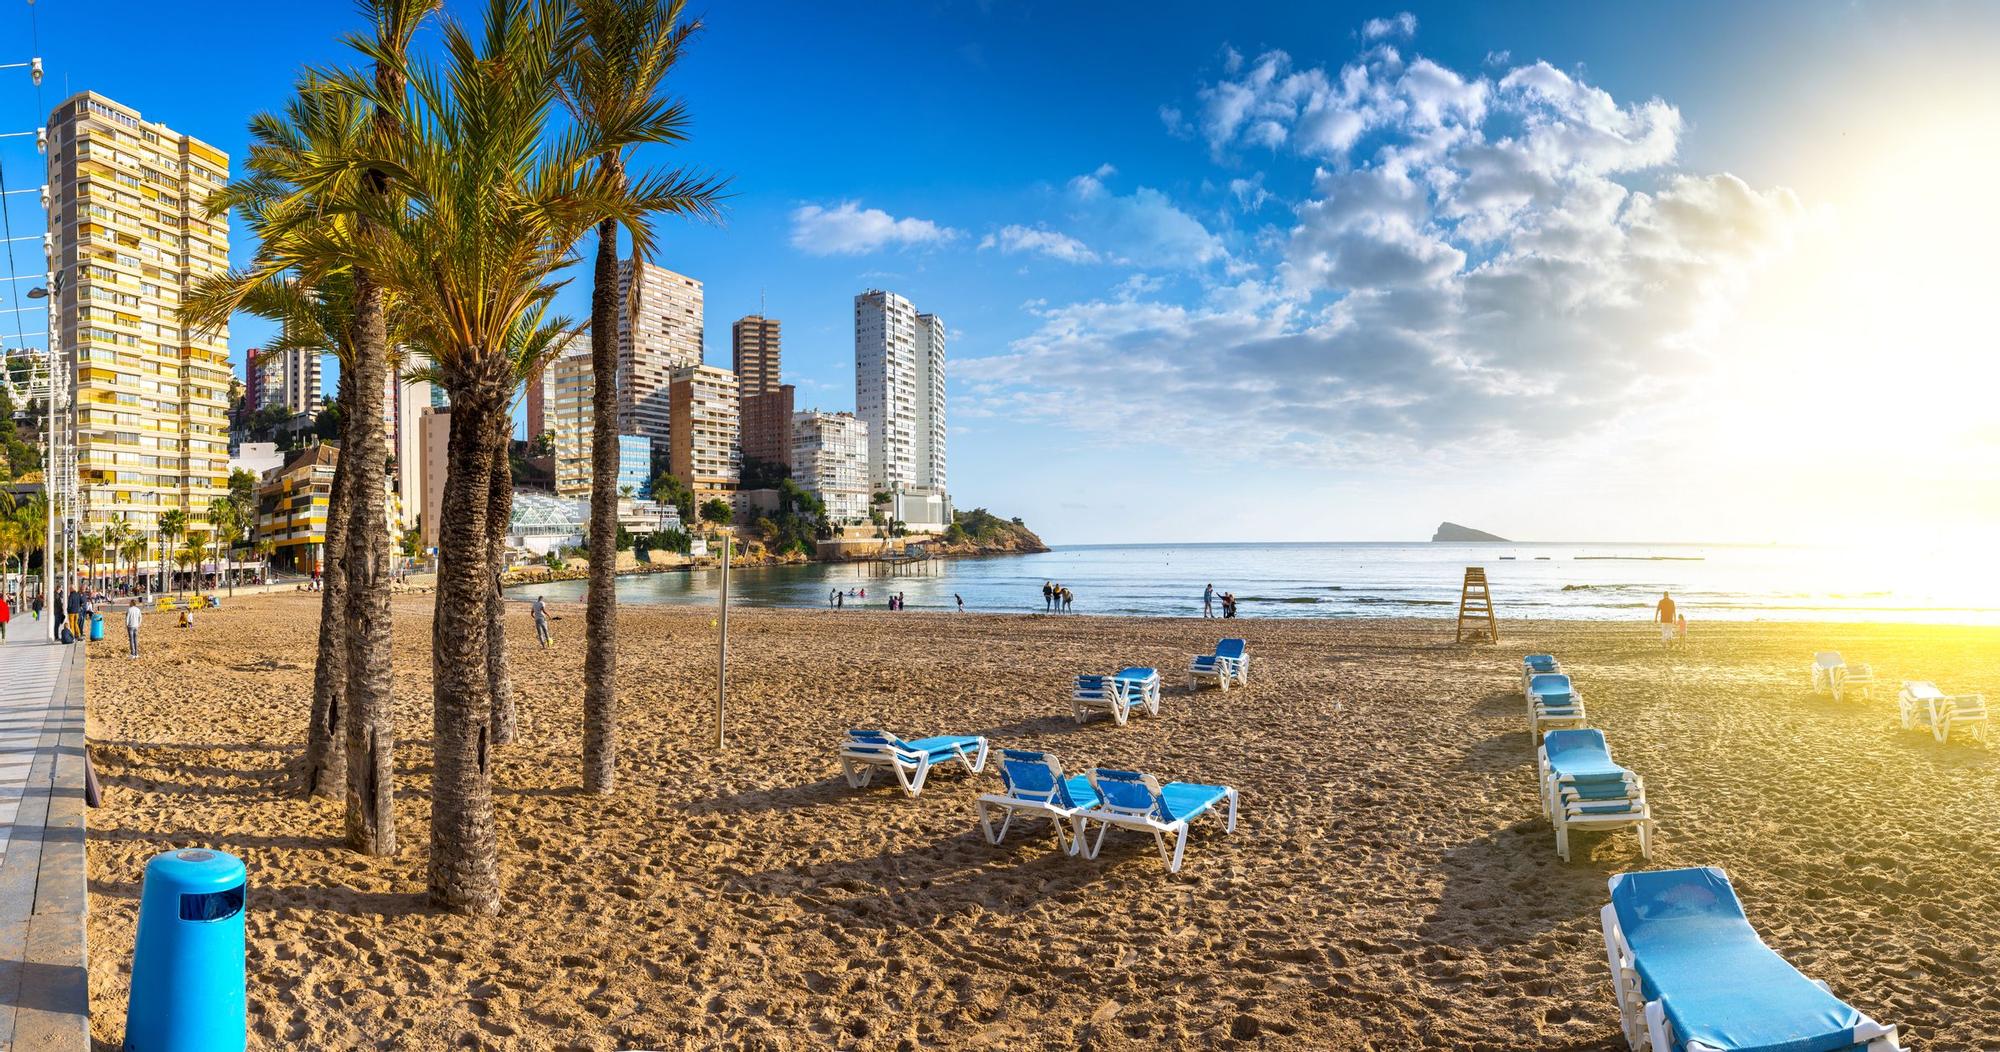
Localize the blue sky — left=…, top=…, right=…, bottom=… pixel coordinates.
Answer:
left=4, top=1, right=1998, bottom=544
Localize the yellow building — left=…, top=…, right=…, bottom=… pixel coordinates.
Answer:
left=256, top=444, right=337, bottom=573
left=44, top=92, right=232, bottom=546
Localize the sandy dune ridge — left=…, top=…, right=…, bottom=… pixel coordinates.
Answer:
left=81, top=593, right=2000, bottom=1049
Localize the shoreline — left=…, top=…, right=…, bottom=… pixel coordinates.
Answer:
left=81, top=594, right=2000, bottom=1048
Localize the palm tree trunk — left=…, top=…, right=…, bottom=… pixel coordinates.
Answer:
left=487, top=424, right=516, bottom=745
left=430, top=391, right=502, bottom=915
left=583, top=214, right=620, bottom=794
left=305, top=373, right=355, bottom=800
left=343, top=279, right=396, bottom=856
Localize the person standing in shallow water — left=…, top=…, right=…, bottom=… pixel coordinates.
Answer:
left=1203, top=583, right=1216, bottom=618
left=1654, top=591, right=1677, bottom=647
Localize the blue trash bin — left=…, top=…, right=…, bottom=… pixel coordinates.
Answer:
left=124, top=848, right=247, bottom=1052
left=90, top=613, right=104, bottom=641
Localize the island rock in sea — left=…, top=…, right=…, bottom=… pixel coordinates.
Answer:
left=1431, top=522, right=1510, bottom=543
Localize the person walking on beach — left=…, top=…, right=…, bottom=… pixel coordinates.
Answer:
left=124, top=599, right=143, bottom=659
left=1654, top=592, right=1677, bottom=646
left=955, top=592, right=964, bottom=613
left=1061, top=587, right=1073, bottom=612
left=1042, top=581, right=1053, bottom=611
left=532, top=595, right=552, bottom=649
left=835, top=591, right=844, bottom=609
left=1203, top=583, right=1216, bottom=618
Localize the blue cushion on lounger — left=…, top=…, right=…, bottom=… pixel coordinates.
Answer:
left=1611, top=868, right=1870, bottom=1052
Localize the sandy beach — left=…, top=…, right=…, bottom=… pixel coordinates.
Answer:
left=78, top=592, right=2000, bottom=1049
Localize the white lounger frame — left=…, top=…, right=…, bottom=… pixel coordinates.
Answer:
left=1076, top=786, right=1239, bottom=874
left=1600, top=905, right=1903, bottom=1052
left=976, top=785, right=1088, bottom=854
left=1188, top=650, right=1249, bottom=692
left=1071, top=675, right=1160, bottom=726
left=839, top=736, right=989, bottom=797
left=1527, top=684, right=1588, bottom=740
left=1899, top=681, right=1989, bottom=744
left=1537, top=747, right=1653, bottom=862
left=1813, top=653, right=1877, bottom=702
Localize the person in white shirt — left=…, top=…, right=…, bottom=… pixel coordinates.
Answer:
left=124, top=599, right=143, bottom=659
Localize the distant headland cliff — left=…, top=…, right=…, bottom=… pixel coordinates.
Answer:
left=1432, top=522, right=1510, bottom=543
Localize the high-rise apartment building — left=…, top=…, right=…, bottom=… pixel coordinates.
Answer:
left=731, top=314, right=780, bottom=395
left=251, top=345, right=321, bottom=416
left=390, top=371, right=436, bottom=533
left=790, top=410, right=869, bottom=523
left=524, top=329, right=584, bottom=444
left=854, top=290, right=946, bottom=495
left=548, top=340, right=595, bottom=498
left=668, top=364, right=740, bottom=496
left=732, top=313, right=791, bottom=470
left=45, top=92, right=232, bottom=543
left=615, top=260, right=703, bottom=446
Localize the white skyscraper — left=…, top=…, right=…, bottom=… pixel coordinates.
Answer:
left=854, top=290, right=946, bottom=495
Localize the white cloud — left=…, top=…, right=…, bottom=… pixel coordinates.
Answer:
left=788, top=201, right=960, bottom=256
left=963, top=42, right=1804, bottom=462
left=1362, top=12, right=1418, bottom=40
left=979, top=224, right=1100, bottom=263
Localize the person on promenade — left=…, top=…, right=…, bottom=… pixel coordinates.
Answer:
left=532, top=595, right=552, bottom=648
left=31, top=593, right=43, bottom=621
left=1654, top=592, right=1677, bottom=646
left=1203, top=583, right=1216, bottom=618
left=125, top=599, right=143, bottom=659
left=0, top=592, right=11, bottom=640
left=955, top=592, right=964, bottom=613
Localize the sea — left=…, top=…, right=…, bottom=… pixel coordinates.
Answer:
left=505, top=542, right=2000, bottom=625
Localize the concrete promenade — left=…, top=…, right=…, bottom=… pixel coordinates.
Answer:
left=0, top=635, right=91, bottom=1050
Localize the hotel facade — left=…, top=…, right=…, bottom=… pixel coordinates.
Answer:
left=44, top=92, right=232, bottom=544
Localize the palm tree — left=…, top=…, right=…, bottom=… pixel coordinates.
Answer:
left=331, top=0, right=653, bottom=912
left=0, top=517, right=21, bottom=611
left=207, top=496, right=243, bottom=594
left=174, top=538, right=204, bottom=592
left=158, top=509, right=188, bottom=596
left=558, top=0, right=726, bottom=795
left=101, top=521, right=130, bottom=592
left=119, top=535, right=147, bottom=596
left=13, top=494, right=46, bottom=610
left=78, top=535, right=104, bottom=593
left=189, top=75, right=394, bottom=810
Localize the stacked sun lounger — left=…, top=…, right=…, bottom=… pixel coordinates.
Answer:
left=1601, top=867, right=1903, bottom=1052
left=1898, top=680, right=1990, bottom=745
left=1525, top=672, right=1588, bottom=740
left=1811, top=651, right=1877, bottom=702
left=1188, top=638, right=1250, bottom=691
left=1522, top=653, right=1561, bottom=695
left=838, top=729, right=989, bottom=796
left=1071, top=667, right=1161, bottom=725
left=1537, top=729, right=1652, bottom=862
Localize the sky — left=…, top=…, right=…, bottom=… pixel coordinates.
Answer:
left=2, top=0, right=1997, bottom=545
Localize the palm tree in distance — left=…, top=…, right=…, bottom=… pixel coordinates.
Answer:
left=158, top=509, right=188, bottom=596
left=558, top=0, right=727, bottom=795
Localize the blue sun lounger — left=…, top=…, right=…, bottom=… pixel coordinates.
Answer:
left=1537, top=729, right=1652, bottom=862
left=839, top=729, right=989, bottom=797
left=975, top=749, right=1101, bottom=854
left=1523, top=653, right=1561, bottom=694
left=1602, top=867, right=1902, bottom=1052
left=1188, top=638, right=1250, bottom=691
left=1526, top=672, right=1588, bottom=739
left=1071, top=668, right=1160, bottom=726
left=1075, top=768, right=1238, bottom=874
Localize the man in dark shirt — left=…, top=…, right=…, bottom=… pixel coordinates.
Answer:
left=1654, top=592, right=1677, bottom=646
